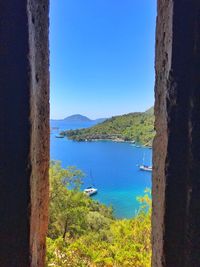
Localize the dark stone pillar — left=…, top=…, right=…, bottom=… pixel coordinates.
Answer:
left=0, top=1, right=49, bottom=266
left=153, top=1, right=200, bottom=267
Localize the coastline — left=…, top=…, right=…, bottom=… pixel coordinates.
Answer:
left=60, top=134, right=152, bottom=148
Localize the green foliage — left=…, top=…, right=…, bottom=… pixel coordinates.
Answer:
left=46, top=163, right=151, bottom=267
left=48, top=161, right=87, bottom=239
left=61, top=108, right=155, bottom=146
left=48, top=161, right=113, bottom=240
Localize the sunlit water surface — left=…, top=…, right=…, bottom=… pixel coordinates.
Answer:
left=50, top=120, right=152, bottom=218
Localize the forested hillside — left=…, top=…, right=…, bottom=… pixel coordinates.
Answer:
left=46, top=162, right=151, bottom=267
left=61, top=107, right=155, bottom=146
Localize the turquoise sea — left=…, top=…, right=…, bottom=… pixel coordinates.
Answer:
left=50, top=120, right=152, bottom=219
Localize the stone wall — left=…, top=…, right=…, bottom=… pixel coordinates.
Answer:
left=153, top=1, right=200, bottom=267
left=0, top=1, right=49, bottom=266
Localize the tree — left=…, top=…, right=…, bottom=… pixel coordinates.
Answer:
left=47, top=162, right=151, bottom=267
left=48, top=161, right=89, bottom=239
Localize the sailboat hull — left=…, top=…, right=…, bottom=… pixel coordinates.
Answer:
left=139, top=165, right=152, bottom=172
left=84, top=188, right=98, bottom=196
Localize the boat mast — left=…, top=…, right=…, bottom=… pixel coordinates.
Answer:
left=142, top=152, right=145, bottom=165
left=90, top=169, right=95, bottom=187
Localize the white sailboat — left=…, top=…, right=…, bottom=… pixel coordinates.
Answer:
left=84, top=171, right=98, bottom=196
left=139, top=152, right=152, bottom=172
left=139, top=165, right=152, bottom=172
left=84, top=187, right=98, bottom=196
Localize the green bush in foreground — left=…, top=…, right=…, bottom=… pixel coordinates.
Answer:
left=46, top=162, right=151, bottom=267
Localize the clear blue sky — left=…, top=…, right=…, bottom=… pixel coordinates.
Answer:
left=50, top=0, right=156, bottom=119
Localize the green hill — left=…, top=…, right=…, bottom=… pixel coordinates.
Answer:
left=145, top=106, right=154, bottom=115
left=61, top=108, right=155, bottom=146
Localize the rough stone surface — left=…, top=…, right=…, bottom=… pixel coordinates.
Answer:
left=28, top=1, right=49, bottom=266
left=0, top=1, right=49, bottom=266
left=153, top=1, right=200, bottom=267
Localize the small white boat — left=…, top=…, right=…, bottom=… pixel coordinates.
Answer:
left=84, top=187, right=98, bottom=196
left=139, top=165, right=152, bottom=172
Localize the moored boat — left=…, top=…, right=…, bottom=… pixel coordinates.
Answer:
left=55, top=135, right=64, bottom=138
left=139, top=165, right=152, bottom=172
left=139, top=152, right=152, bottom=172
left=84, top=187, right=98, bottom=196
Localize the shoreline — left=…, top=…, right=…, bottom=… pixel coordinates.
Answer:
left=62, top=135, right=152, bottom=148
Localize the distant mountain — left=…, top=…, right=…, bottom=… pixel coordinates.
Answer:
left=63, top=114, right=92, bottom=122
left=51, top=114, right=107, bottom=124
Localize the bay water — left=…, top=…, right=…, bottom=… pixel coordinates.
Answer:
left=50, top=120, right=152, bottom=218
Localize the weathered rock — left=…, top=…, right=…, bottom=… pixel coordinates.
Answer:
left=153, top=1, right=200, bottom=267
left=0, top=1, right=49, bottom=266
